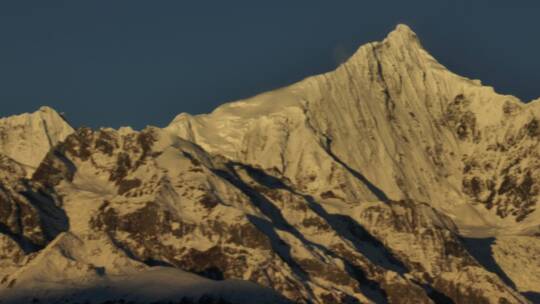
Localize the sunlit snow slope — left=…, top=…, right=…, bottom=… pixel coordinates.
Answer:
left=1, top=24, right=539, bottom=304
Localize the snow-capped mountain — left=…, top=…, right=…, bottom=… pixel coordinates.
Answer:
left=0, top=24, right=539, bottom=304
left=0, top=106, right=73, bottom=177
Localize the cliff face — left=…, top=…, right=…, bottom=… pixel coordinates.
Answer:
left=0, top=25, right=539, bottom=304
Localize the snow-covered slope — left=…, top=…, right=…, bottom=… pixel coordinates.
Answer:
left=0, top=106, right=73, bottom=176
left=5, top=264, right=288, bottom=303
left=167, top=24, right=540, bottom=235
left=0, top=24, right=539, bottom=303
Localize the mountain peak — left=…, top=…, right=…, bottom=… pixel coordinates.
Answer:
left=37, top=105, right=72, bottom=127
left=391, top=24, right=416, bottom=37
left=383, top=23, right=421, bottom=48
left=0, top=106, right=74, bottom=175
left=38, top=105, right=57, bottom=113
left=342, top=23, right=426, bottom=73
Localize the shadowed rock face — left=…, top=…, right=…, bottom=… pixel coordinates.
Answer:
left=1, top=24, right=540, bottom=303
left=0, top=155, right=68, bottom=251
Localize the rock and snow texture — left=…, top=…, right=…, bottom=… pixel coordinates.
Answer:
left=167, top=24, right=540, bottom=234
left=0, top=24, right=539, bottom=303
left=2, top=233, right=288, bottom=304
left=0, top=106, right=73, bottom=176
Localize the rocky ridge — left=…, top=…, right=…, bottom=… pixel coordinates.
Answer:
left=0, top=24, right=538, bottom=303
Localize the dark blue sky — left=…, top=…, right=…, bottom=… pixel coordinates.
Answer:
left=1, top=1, right=539, bottom=129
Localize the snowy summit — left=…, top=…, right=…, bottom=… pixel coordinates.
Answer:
left=0, top=24, right=539, bottom=304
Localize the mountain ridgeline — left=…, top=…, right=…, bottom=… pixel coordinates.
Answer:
left=0, top=25, right=539, bottom=304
